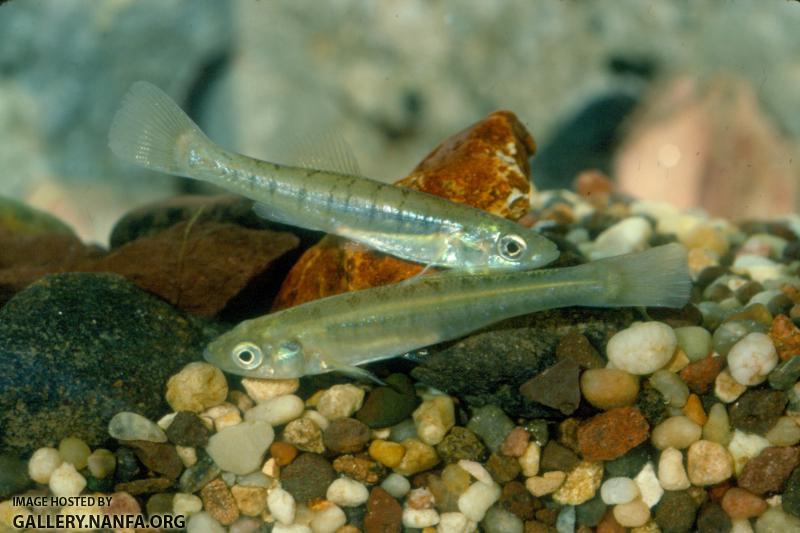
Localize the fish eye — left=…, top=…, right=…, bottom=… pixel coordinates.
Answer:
left=232, top=342, right=263, bottom=370
left=497, top=234, right=527, bottom=261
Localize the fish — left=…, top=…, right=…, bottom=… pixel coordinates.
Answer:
left=204, top=243, right=691, bottom=382
left=108, top=81, right=559, bottom=271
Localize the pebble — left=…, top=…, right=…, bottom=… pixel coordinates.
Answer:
left=525, top=471, right=566, bottom=497
left=577, top=406, right=649, bottom=461
left=356, top=373, right=419, bottom=428
left=303, top=409, right=330, bottom=431
left=499, top=480, right=535, bottom=521
left=657, top=447, right=691, bottom=491
left=466, top=404, right=515, bottom=453
left=283, top=417, right=325, bottom=453
left=186, top=511, right=226, bottom=533
left=727, top=333, right=779, bottom=385
left=713, top=319, right=764, bottom=357
left=634, top=462, right=663, bottom=507
left=317, top=384, right=365, bottom=420
left=715, top=369, right=748, bottom=402
left=174, top=492, right=203, bottom=516
left=457, top=459, right=493, bottom=486
left=323, top=418, right=371, bottom=454
left=394, top=437, right=440, bottom=476
left=553, top=461, right=603, bottom=505
left=437, top=511, right=477, bottom=533
left=518, top=442, right=541, bottom=477
left=680, top=355, right=725, bottom=394
left=728, top=429, right=771, bottom=475
left=653, top=489, right=699, bottom=533
left=541, top=440, right=580, bottom=472
left=768, top=314, right=800, bottom=361
left=783, top=467, right=800, bottom=518
left=556, top=330, right=605, bottom=369
left=413, top=396, right=455, bottom=446
left=682, top=393, right=708, bottom=426
left=165, top=411, right=210, bottom=447
left=179, top=454, right=221, bottom=493
left=486, top=452, right=520, bottom=484
left=125, top=440, right=183, bottom=479
left=165, top=362, right=228, bottom=413
left=57, top=436, right=91, bottom=470
left=648, top=370, right=690, bottom=408
left=501, top=427, right=530, bottom=457
left=108, top=411, right=168, bottom=443
left=280, top=453, right=336, bottom=502
left=606, top=321, right=677, bottom=375
left=697, top=502, right=732, bottom=533
left=49, top=462, right=86, bottom=497
left=457, top=481, right=501, bottom=522
left=732, top=255, right=785, bottom=284
left=310, top=502, right=347, bottom=533
left=269, top=441, right=299, bottom=466
left=687, top=440, right=733, bottom=486
left=674, top=326, right=713, bottom=362
left=200, top=478, right=240, bottom=525
left=436, top=426, right=488, bottom=463
left=206, top=420, right=274, bottom=475
left=600, top=477, right=639, bottom=505
left=754, top=506, right=800, bottom=532
left=721, top=487, right=767, bottom=519
left=613, top=499, right=650, bottom=528
left=326, top=476, right=369, bottom=507
left=730, top=389, right=788, bottom=434
left=381, top=472, right=411, bottom=498
left=765, top=416, right=800, bottom=446
left=272, top=524, right=312, bottom=533
left=580, top=368, right=640, bottom=409
left=369, top=439, right=406, bottom=468
left=364, top=486, right=403, bottom=533
left=738, top=446, right=800, bottom=495
left=205, top=402, right=242, bottom=431
left=332, top=454, right=384, bottom=485
left=240, top=377, right=299, bottom=402
left=519, top=358, right=581, bottom=415
left=243, top=394, right=304, bottom=426
left=267, top=487, right=296, bottom=525
left=403, top=507, right=440, bottom=528
left=28, top=446, right=62, bottom=484
left=229, top=484, right=267, bottom=517
left=483, top=505, right=523, bottom=533
left=651, top=415, right=702, bottom=449
left=588, top=216, right=652, bottom=260
left=768, top=355, right=800, bottom=390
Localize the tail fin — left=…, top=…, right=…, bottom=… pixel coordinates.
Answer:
left=108, top=81, right=207, bottom=175
left=592, top=243, right=691, bottom=308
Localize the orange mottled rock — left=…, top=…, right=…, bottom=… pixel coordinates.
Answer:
left=273, top=111, right=537, bottom=309
left=682, top=393, right=708, bottom=426
left=768, top=314, right=800, bottom=361
left=574, top=169, right=614, bottom=208
left=680, top=355, right=725, bottom=394
left=577, top=406, right=649, bottom=462
left=270, top=441, right=298, bottom=466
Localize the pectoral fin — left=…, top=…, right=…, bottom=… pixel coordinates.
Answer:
left=327, top=361, right=386, bottom=386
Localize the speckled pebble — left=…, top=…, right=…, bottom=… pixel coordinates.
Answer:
left=687, top=440, right=733, bottom=486
left=323, top=417, right=371, bottom=454
left=518, top=442, right=541, bottom=477
left=231, top=484, right=268, bottom=517
left=436, top=426, right=488, bottom=464
left=466, top=404, right=515, bottom=453
left=728, top=429, right=771, bottom=475
left=166, top=362, right=228, bottom=413
left=413, top=395, right=455, bottom=446
left=364, top=486, right=403, bottom=533
left=553, top=461, right=603, bottom=505
left=165, top=411, right=210, bottom=447
left=317, top=384, right=366, bottom=420
left=501, top=427, right=530, bottom=457
left=606, top=321, right=677, bottom=375
left=721, top=487, right=767, bottom=519
left=108, top=412, right=168, bottom=443
left=738, top=446, right=800, bottom=495
left=283, top=417, right=325, bottom=453
left=730, top=389, right=788, bottom=435
left=577, top=406, right=649, bottom=461
left=200, top=477, right=240, bottom=526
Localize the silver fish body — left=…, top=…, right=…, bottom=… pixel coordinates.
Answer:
left=204, top=244, right=690, bottom=379
left=109, top=81, right=559, bottom=271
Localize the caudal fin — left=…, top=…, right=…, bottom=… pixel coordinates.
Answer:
left=594, top=243, right=691, bottom=308
left=108, top=81, right=206, bottom=174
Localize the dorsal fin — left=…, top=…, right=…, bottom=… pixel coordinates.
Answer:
left=271, top=130, right=361, bottom=176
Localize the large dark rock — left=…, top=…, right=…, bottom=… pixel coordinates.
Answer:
left=0, top=273, right=222, bottom=455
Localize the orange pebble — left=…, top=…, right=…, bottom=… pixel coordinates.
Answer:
left=270, top=441, right=298, bottom=466
left=683, top=393, right=708, bottom=426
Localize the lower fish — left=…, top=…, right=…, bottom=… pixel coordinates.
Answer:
left=108, top=81, right=559, bottom=271
left=204, top=243, right=691, bottom=381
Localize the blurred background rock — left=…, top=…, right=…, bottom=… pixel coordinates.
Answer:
left=0, top=0, right=799, bottom=243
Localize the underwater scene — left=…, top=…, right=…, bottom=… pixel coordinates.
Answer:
left=3, top=1, right=800, bottom=532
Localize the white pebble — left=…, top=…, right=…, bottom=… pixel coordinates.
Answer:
left=600, top=477, right=639, bottom=505
left=457, top=481, right=501, bottom=522
left=206, top=420, right=274, bottom=475
left=244, top=394, right=304, bottom=426
left=267, top=487, right=296, bottom=525
left=108, top=411, right=167, bottom=442
left=241, top=377, right=299, bottom=402
left=657, top=447, right=690, bottom=490
left=727, top=333, right=778, bottom=386
left=589, top=217, right=652, bottom=260
left=403, top=507, right=440, bottom=528
left=731, top=255, right=785, bottom=284
left=634, top=462, right=663, bottom=507
left=272, top=525, right=312, bottom=533
left=186, top=511, right=226, bottom=533
left=728, top=429, right=771, bottom=475
left=606, top=321, right=677, bottom=375
left=518, top=442, right=541, bottom=477
left=316, top=384, right=365, bottom=420
left=157, top=412, right=177, bottom=430
left=413, top=396, right=455, bottom=446
left=437, top=512, right=477, bottom=533
left=754, top=506, right=800, bottom=532
left=310, top=503, right=346, bottom=533
left=731, top=518, right=755, bottom=533
left=715, top=369, right=747, bottom=403
left=28, top=447, right=62, bottom=484
left=176, top=445, right=198, bottom=467
left=381, top=473, right=411, bottom=498
left=302, top=410, right=330, bottom=431
left=173, top=493, right=203, bottom=516
left=326, top=477, right=369, bottom=507
left=48, top=462, right=86, bottom=497
left=457, top=460, right=493, bottom=485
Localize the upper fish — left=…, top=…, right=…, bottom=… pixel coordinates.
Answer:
left=108, top=81, right=559, bottom=271
left=204, top=243, right=691, bottom=382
